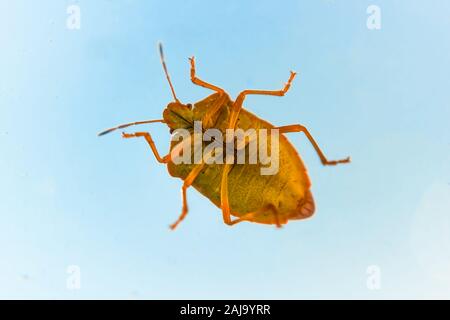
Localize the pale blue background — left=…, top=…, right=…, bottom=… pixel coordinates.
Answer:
left=1, top=0, right=449, bottom=299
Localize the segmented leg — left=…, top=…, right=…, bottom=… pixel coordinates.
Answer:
left=220, top=163, right=233, bottom=225
left=220, top=71, right=297, bottom=226
left=170, top=163, right=206, bottom=230
left=122, top=132, right=170, bottom=163
left=231, top=71, right=297, bottom=124
left=189, top=56, right=227, bottom=128
left=229, top=204, right=283, bottom=228
left=189, top=56, right=224, bottom=93
left=274, top=124, right=351, bottom=165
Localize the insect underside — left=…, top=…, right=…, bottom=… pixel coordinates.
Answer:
left=99, top=44, right=350, bottom=230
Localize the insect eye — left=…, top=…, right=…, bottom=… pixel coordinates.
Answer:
left=186, top=103, right=192, bottom=110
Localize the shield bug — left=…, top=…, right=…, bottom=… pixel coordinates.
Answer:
left=98, top=44, right=350, bottom=230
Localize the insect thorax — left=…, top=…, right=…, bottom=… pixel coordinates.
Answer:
left=163, top=93, right=232, bottom=133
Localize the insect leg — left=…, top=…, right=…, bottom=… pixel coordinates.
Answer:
left=189, top=56, right=225, bottom=93
left=189, top=56, right=229, bottom=127
left=234, top=71, right=296, bottom=108
left=169, top=163, right=206, bottom=230
left=122, top=132, right=170, bottom=163
left=275, top=124, right=351, bottom=165
left=229, top=204, right=283, bottom=228
left=220, top=163, right=234, bottom=225
left=228, top=71, right=297, bottom=129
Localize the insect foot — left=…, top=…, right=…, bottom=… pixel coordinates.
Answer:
left=322, top=156, right=351, bottom=166
left=122, top=132, right=136, bottom=139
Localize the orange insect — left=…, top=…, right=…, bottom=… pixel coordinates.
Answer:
left=99, top=44, right=350, bottom=230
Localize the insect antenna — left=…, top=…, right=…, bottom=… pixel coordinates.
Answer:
left=158, top=42, right=180, bottom=103
left=97, top=119, right=165, bottom=136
